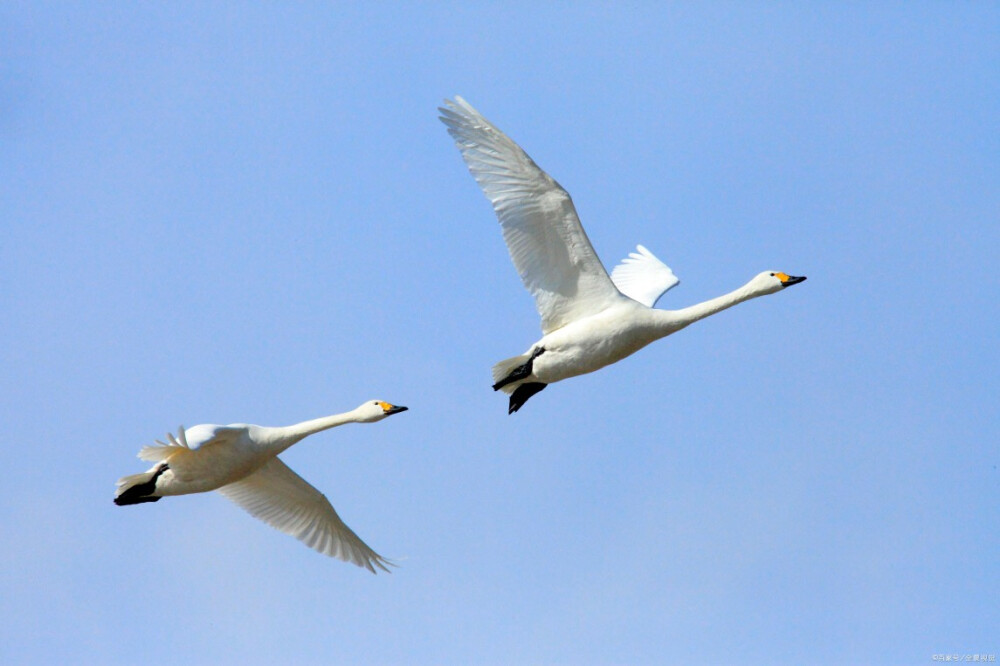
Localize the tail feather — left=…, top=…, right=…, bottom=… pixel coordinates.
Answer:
left=115, top=470, right=152, bottom=491
left=491, top=354, right=531, bottom=395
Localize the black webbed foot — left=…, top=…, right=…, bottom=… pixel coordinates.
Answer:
left=508, top=382, right=547, bottom=414
left=493, top=347, right=545, bottom=391
left=113, top=463, right=169, bottom=506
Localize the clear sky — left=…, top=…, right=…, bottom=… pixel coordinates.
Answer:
left=2, top=3, right=997, bottom=665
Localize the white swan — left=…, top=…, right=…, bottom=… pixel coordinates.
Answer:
left=114, top=400, right=408, bottom=573
left=440, top=96, right=806, bottom=413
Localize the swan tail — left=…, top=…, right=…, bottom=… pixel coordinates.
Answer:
left=491, top=354, right=531, bottom=395
left=114, top=463, right=168, bottom=506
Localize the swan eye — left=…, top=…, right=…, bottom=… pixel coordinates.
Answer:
left=770, top=273, right=775, bottom=276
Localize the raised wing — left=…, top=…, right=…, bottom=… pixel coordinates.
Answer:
left=609, top=245, right=680, bottom=308
left=218, top=457, right=392, bottom=573
left=439, top=96, right=622, bottom=334
left=137, top=424, right=243, bottom=462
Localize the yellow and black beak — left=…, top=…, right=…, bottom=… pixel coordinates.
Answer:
left=777, top=272, right=807, bottom=288
left=380, top=402, right=408, bottom=415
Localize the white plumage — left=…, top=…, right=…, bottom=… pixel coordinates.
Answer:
left=440, top=96, right=806, bottom=413
left=609, top=244, right=680, bottom=308
left=114, top=400, right=408, bottom=573
left=439, top=96, right=620, bottom=336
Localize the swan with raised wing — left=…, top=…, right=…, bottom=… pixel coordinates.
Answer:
left=440, top=96, right=805, bottom=413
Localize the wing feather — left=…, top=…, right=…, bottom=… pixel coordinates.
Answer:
left=137, top=424, right=242, bottom=462
left=609, top=244, right=680, bottom=308
left=217, top=457, right=392, bottom=573
left=439, top=96, right=622, bottom=334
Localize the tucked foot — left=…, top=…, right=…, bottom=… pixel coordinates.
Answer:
left=508, top=382, right=547, bottom=414
left=114, top=463, right=169, bottom=506
left=493, top=347, right=545, bottom=391
left=116, top=495, right=162, bottom=505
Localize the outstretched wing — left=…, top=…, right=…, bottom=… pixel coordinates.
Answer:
left=609, top=245, right=680, bottom=308
left=218, top=457, right=392, bottom=573
left=137, top=424, right=243, bottom=462
left=439, top=96, right=622, bottom=335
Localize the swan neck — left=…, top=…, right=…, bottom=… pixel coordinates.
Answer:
left=275, top=411, right=360, bottom=447
left=666, top=281, right=759, bottom=330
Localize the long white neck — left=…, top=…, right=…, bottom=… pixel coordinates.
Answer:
left=269, top=409, right=363, bottom=452
left=655, top=280, right=761, bottom=334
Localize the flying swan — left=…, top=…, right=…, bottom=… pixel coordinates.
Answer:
left=439, top=96, right=806, bottom=413
left=114, top=400, right=408, bottom=573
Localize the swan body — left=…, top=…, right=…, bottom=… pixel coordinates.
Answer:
left=114, top=400, right=408, bottom=573
left=440, top=96, right=806, bottom=413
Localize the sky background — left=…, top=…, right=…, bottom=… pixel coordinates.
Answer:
left=2, top=3, right=998, bottom=665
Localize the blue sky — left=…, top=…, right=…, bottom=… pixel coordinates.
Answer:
left=2, top=3, right=997, bottom=664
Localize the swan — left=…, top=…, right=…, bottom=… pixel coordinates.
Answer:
left=114, top=400, right=408, bottom=573
left=439, top=96, right=806, bottom=413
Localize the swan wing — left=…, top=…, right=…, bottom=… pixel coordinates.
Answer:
left=609, top=244, right=680, bottom=308
left=440, top=96, right=622, bottom=334
left=137, top=424, right=243, bottom=462
left=217, top=457, right=392, bottom=573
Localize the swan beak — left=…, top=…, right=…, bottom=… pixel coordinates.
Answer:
left=780, top=275, right=807, bottom=288
left=384, top=405, right=408, bottom=415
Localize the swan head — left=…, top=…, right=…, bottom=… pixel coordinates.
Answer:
left=751, top=271, right=807, bottom=295
left=355, top=400, right=409, bottom=423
